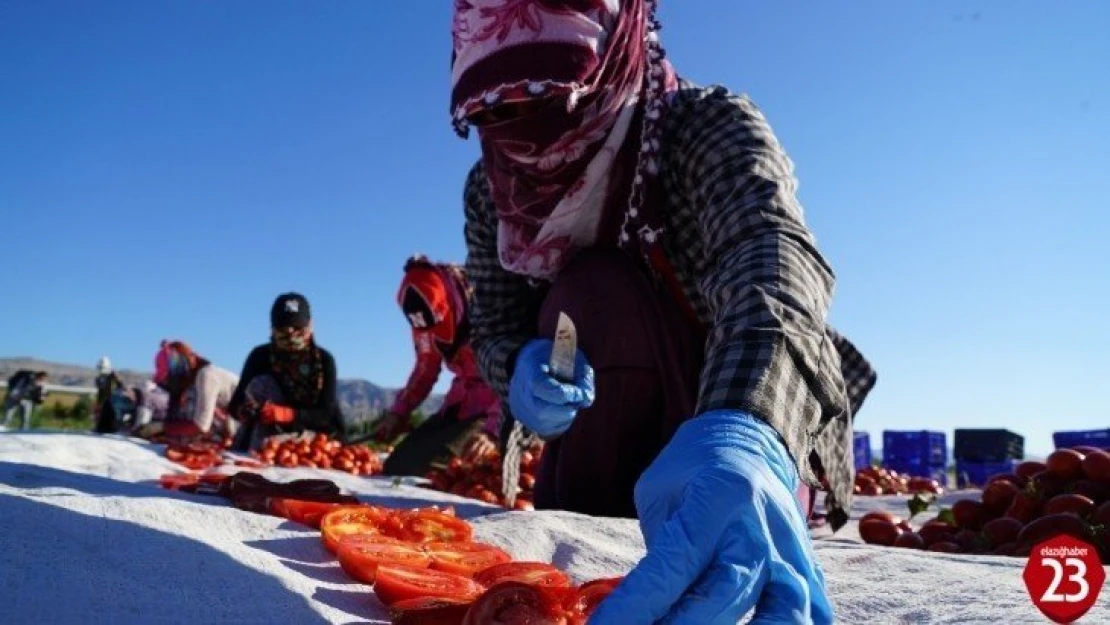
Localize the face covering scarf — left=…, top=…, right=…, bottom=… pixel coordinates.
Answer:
left=450, top=0, right=677, bottom=281
left=270, top=327, right=324, bottom=407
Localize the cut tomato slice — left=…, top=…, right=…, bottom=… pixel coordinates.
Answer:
left=372, top=564, right=485, bottom=607
left=473, top=562, right=572, bottom=589
left=158, top=474, right=199, bottom=490
left=389, top=597, right=474, bottom=625
left=336, top=535, right=432, bottom=584
left=425, top=541, right=513, bottom=577
left=564, top=577, right=623, bottom=623
left=462, top=581, right=570, bottom=625
left=319, top=505, right=391, bottom=553
left=399, top=509, right=474, bottom=544
left=408, top=505, right=457, bottom=517
left=271, top=499, right=352, bottom=529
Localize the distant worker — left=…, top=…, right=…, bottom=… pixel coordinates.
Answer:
left=93, top=356, right=128, bottom=434
left=373, top=256, right=502, bottom=476
left=228, top=293, right=345, bottom=451
left=3, top=370, right=49, bottom=431
left=153, top=340, right=240, bottom=442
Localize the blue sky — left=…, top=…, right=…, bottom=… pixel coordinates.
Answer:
left=1, top=1, right=1107, bottom=456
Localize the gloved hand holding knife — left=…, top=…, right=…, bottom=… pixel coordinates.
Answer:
left=509, top=313, right=831, bottom=624
left=508, top=312, right=595, bottom=439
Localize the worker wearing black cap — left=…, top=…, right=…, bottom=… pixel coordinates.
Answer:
left=228, top=292, right=344, bottom=451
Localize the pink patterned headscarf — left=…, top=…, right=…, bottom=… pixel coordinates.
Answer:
left=451, top=0, right=676, bottom=280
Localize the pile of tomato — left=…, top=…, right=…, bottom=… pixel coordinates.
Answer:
left=854, top=466, right=945, bottom=497
left=161, top=434, right=382, bottom=483
left=859, top=447, right=1110, bottom=563
left=423, top=443, right=543, bottom=510
left=264, top=498, right=621, bottom=623
left=248, top=433, right=384, bottom=476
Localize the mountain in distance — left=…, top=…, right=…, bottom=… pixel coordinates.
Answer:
left=0, top=357, right=442, bottom=424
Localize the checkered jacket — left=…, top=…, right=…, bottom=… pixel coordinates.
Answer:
left=463, top=82, right=877, bottom=529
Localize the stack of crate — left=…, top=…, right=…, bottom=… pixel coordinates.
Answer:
left=954, top=429, right=1024, bottom=489
left=853, top=431, right=872, bottom=471
left=1053, top=428, right=1110, bottom=451
left=882, top=430, right=948, bottom=486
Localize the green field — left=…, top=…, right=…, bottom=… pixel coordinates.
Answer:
left=3, top=389, right=95, bottom=431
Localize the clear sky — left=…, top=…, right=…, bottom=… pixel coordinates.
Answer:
left=2, top=1, right=1107, bottom=456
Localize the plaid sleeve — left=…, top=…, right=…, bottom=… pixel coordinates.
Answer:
left=462, top=162, right=537, bottom=398
left=673, top=87, right=850, bottom=485
left=829, top=328, right=878, bottom=416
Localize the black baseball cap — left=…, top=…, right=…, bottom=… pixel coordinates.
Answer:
left=271, top=292, right=312, bottom=328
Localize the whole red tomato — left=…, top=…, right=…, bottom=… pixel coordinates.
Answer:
left=1045, top=449, right=1086, bottom=481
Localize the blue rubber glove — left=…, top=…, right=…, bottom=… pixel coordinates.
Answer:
left=508, top=338, right=595, bottom=439
left=589, top=410, right=833, bottom=625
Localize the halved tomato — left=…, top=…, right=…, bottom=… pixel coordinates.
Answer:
left=400, top=509, right=474, bottom=543
left=158, top=474, right=199, bottom=490
left=473, top=562, right=571, bottom=589
left=425, top=541, right=512, bottom=577
left=388, top=596, right=474, bottom=625
left=372, top=564, right=485, bottom=607
left=336, top=535, right=432, bottom=584
left=271, top=499, right=352, bottom=529
left=462, top=581, right=570, bottom=625
left=320, top=505, right=391, bottom=553
left=564, top=577, right=623, bottom=624
left=409, top=505, right=457, bottom=517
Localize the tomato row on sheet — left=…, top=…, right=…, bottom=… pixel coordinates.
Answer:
left=269, top=498, right=622, bottom=624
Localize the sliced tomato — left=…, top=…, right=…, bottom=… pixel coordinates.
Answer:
left=564, top=577, right=623, bottom=623
left=267, top=497, right=290, bottom=519
left=372, top=564, right=485, bottom=607
left=400, top=509, right=474, bottom=544
left=165, top=448, right=186, bottom=462
left=462, top=581, right=570, bottom=625
left=320, top=505, right=390, bottom=553
left=158, top=474, right=199, bottom=490
left=272, top=499, right=352, bottom=529
left=425, top=541, right=513, bottom=577
left=389, top=597, right=474, bottom=625
left=473, top=562, right=572, bottom=589
left=409, top=505, right=457, bottom=517
left=336, top=535, right=432, bottom=584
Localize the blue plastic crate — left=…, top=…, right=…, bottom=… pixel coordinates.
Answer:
left=954, top=429, right=1024, bottom=462
left=1052, top=429, right=1110, bottom=451
left=955, top=459, right=1020, bottom=489
left=853, top=431, right=872, bottom=470
left=883, top=430, right=947, bottom=467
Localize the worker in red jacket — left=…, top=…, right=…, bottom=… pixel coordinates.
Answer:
left=374, top=256, right=502, bottom=476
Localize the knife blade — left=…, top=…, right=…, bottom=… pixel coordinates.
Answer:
left=549, top=312, right=577, bottom=383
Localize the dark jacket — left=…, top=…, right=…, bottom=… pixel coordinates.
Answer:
left=227, top=344, right=344, bottom=435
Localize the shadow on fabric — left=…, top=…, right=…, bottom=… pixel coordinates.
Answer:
left=0, top=493, right=330, bottom=624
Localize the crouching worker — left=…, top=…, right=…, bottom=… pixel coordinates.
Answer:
left=374, top=257, right=501, bottom=477
left=448, top=1, right=878, bottom=622
left=3, top=370, right=48, bottom=431
left=229, top=293, right=344, bottom=451
left=152, top=341, right=239, bottom=442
